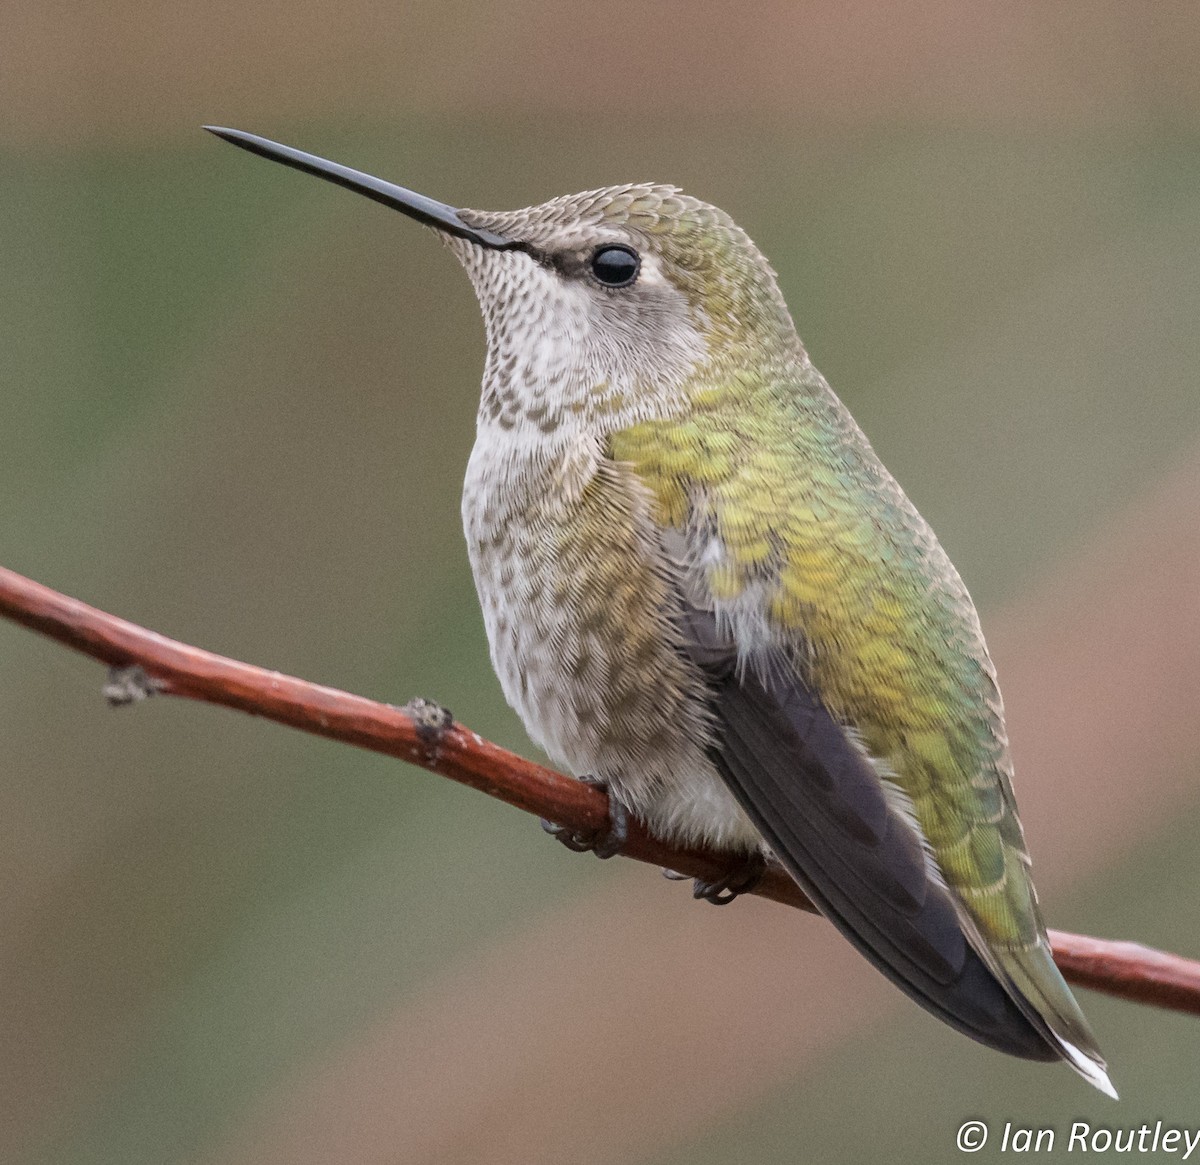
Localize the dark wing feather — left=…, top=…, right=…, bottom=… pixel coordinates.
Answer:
left=677, top=601, right=1056, bottom=1061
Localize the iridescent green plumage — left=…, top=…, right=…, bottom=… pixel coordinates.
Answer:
left=587, top=190, right=1030, bottom=948
left=609, top=360, right=1106, bottom=1076
left=611, top=366, right=1034, bottom=945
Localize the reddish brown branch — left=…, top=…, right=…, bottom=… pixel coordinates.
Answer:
left=2, top=563, right=1198, bottom=1016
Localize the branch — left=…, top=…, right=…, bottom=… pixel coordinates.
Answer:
left=2, top=563, right=1198, bottom=1017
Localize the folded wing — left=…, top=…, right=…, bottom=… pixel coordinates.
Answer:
left=676, top=597, right=1058, bottom=1060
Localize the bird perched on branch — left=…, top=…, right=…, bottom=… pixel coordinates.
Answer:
left=208, top=126, right=1114, bottom=1097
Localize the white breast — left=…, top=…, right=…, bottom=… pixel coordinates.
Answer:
left=461, top=422, right=762, bottom=854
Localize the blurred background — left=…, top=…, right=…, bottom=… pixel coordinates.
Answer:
left=3, top=3, right=1200, bottom=1162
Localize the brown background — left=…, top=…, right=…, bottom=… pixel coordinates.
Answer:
left=2, top=4, right=1199, bottom=1163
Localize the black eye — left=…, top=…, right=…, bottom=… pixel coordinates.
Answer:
left=590, top=244, right=640, bottom=288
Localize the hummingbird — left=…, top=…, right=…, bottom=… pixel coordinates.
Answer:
left=207, top=127, right=1115, bottom=1097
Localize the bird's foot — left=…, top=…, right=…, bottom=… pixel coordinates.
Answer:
left=663, top=851, right=766, bottom=905
left=540, top=775, right=628, bottom=860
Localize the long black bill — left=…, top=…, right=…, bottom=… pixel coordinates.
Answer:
left=204, top=127, right=516, bottom=250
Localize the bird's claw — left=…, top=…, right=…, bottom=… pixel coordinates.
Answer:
left=662, top=852, right=766, bottom=905
left=540, top=775, right=628, bottom=859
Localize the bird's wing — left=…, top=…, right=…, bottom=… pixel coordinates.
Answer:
left=607, top=395, right=1107, bottom=1073
left=671, top=572, right=1055, bottom=1059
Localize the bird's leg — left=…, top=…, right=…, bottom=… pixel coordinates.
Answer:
left=540, top=775, right=628, bottom=860
left=664, top=851, right=767, bottom=905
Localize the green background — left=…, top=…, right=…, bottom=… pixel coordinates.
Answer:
left=3, top=6, right=1199, bottom=1163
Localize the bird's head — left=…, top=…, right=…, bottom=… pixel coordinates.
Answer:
left=207, top=129, right=802, bottom=431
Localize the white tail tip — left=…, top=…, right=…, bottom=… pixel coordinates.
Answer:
left=1062, top=1040, right=1119, bottom=1099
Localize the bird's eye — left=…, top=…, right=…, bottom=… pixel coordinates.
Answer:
left=590, top=245, right=640, bottom=288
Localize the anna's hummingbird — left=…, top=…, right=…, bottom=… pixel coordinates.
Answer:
left=208, top=127, right=1114, bottom=1097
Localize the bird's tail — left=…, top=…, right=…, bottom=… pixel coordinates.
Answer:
left=992, top=939, right=1117, bottom=1098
